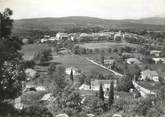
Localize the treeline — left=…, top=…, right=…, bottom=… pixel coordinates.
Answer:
left=72, top=45, right=136, bottom=55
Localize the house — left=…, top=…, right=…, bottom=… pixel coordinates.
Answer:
left=48, top=37, right=56, bottom=42
left=69, top=33, right=79, bottom=41
left=79, top=84, right=91, bottom=90
left=112, top=113, right=122, bottom=117
left=126, top=58, right=141, bottom=64
left=22, top=38, right=29, bottom=44
left=56, top=114, right=69, bottom=117
left=65, top=67, right=81, bottom=75
left=104, top=59, right=114, bottom=65
left=152, top=58, right=165, bottom=64
left=91, top=80, right=117, bottom=98
left=140, top=69, right=159, bottom=82
left=40, top=93, right=55, bottom=102
left=114, top=31, right=124, bottom=41
left=91, top=80, right=117, bottom=91
left=44, top=35, right=50, bottom=38
left=79, top=33, right=93, bottom=41
left=25, top=68, right=37, bottom=81
left=24, top=85, right=47, bottom=92
left=41, top=38, right=48, bottom=43
left=86, top=114, right=95, bottom=117
left=150, top=50, right=162, bottom=57
left=122, top=52, right=133, bottom=58
left=104, top=59, right=114, bottom=68
left=56, top=32, right=69, bottom=40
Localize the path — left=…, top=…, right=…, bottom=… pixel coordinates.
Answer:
left=85, top=57, right=123, bottom=77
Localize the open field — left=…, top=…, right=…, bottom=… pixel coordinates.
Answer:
left=78, top=42, right=139, bottom=49
left=52, top=54, right=113, bottom=75
left=21, top=44, right=114, bottom=75
left=21, top=44, right=51, bottom=60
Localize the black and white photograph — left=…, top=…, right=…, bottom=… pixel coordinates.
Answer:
left=0, top=0, right=165, bottom=116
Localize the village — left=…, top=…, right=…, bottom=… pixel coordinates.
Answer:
left=18, top=29, right=165, bottom=117
left=1, top=2, right=165, bottom=116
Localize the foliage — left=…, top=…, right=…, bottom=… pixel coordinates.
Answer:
left=158, top=85, right=165, bottom=103
left=72, top=45, right=80, bottom=54
left=48, top=62, right=57, bottom=75
left=83, top=96, right=105, bottom=115
left=0, top=8, right=26, bottom=101
left=70, top=69, right=74, bottom=81
left=0, top=102, right=19, bottom=116
left=117, top=75, right=134, bottom=92
left=108, top=81, right=114, bottom=109
left=72, top=45, right=89, bottom=55
left=34, top=48, right=52, bottom=64
left=99, top=83, right=104, bottom=102
left=50, top=65, right=67, bottom=93
left=21, top=106, right=53, bottom=117
left=100, top=53, right=104, bottom=65
left=78, top=74, right=86, bottom=85
left=23, top=60, right=35, bottom=69
left=132, top=98, right=152, bottom=116
left=0, top=8, right=13, bottom=38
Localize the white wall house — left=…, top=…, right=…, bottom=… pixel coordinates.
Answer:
left=150, top=50, right=162, bottom=57
left=56, top=32, right=69, bottom=41
left=91, top=80, right=117, bottom=91
left=140, top=69, right=159, bottom=82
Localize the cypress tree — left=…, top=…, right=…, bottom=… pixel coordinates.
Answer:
left=99, top=83, right=104, bottom=101
left=70, top=69, right=74, bottom=81
left=100, top=53, right=104, bottom=65
left=108, top=81, right=114, bottom=109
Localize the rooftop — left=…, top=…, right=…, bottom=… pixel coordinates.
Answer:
left=141, top=69, right=158, bottom=76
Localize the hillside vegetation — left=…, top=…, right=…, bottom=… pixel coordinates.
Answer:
left=12, top=16, right=165, bottom=35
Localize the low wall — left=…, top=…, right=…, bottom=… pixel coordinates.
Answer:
left=133, top=80, right=156, bottom=98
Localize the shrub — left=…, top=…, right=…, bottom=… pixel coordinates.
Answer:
left=34, top=49, right=52, bottom=65
left=21, top=106, right=53, bottom=117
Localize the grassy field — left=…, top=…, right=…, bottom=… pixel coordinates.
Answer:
left=78, top=42, right=139, bottom=49
left=21, top=44, right=114, bottom=75
left=52, top=54, right=112, bottom=75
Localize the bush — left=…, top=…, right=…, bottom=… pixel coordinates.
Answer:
left=21, top=106, right=53, bottom=117
left=117, top=76, right=134, bottom=92
left=0, top=102, right=19, bottom=116
left=23, top=60, right=35, bottom=69
left=34, top=49, right=52, bottom=65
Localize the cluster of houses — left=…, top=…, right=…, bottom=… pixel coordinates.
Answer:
left=150, top=50, right=165, bottom=64
left=39, top=31, right=127, bottom=43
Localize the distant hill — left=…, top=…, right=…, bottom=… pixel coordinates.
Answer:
left=12, top=16, right=165, bottom=34
left=127, top=17, right=165, bottom=25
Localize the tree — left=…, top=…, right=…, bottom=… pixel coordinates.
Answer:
left=99, top=83, right=104, bottom=102
left=117, top=75, right=134, bottom=92
left=100, top=53, right=104, bottom=65
left=48, top=62, right=56, bottom=75
left=108, top=48, right=112, bottom=53
left=23, top=60, right=35, bottom=69
left=158, top=85, right=165, bottom=103
left=0, top=8, right=26, bottom=102
left=133, top=98, right=152, bottom=116
left=108, top=81, right=114, bottom=109
left=0, top=8, right=13, bottom=38
left=70, top=69, right=74, bottom=82
left=72, top=45, right=80, bottom=54
left=51, top=65, right=66, bottom=93
left=34, top=48, right=52, bottom=64
left=21, top=106, right=53, bottom=117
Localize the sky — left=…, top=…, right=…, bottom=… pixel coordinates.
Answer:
left=0, top=0, right=165, bottom=19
